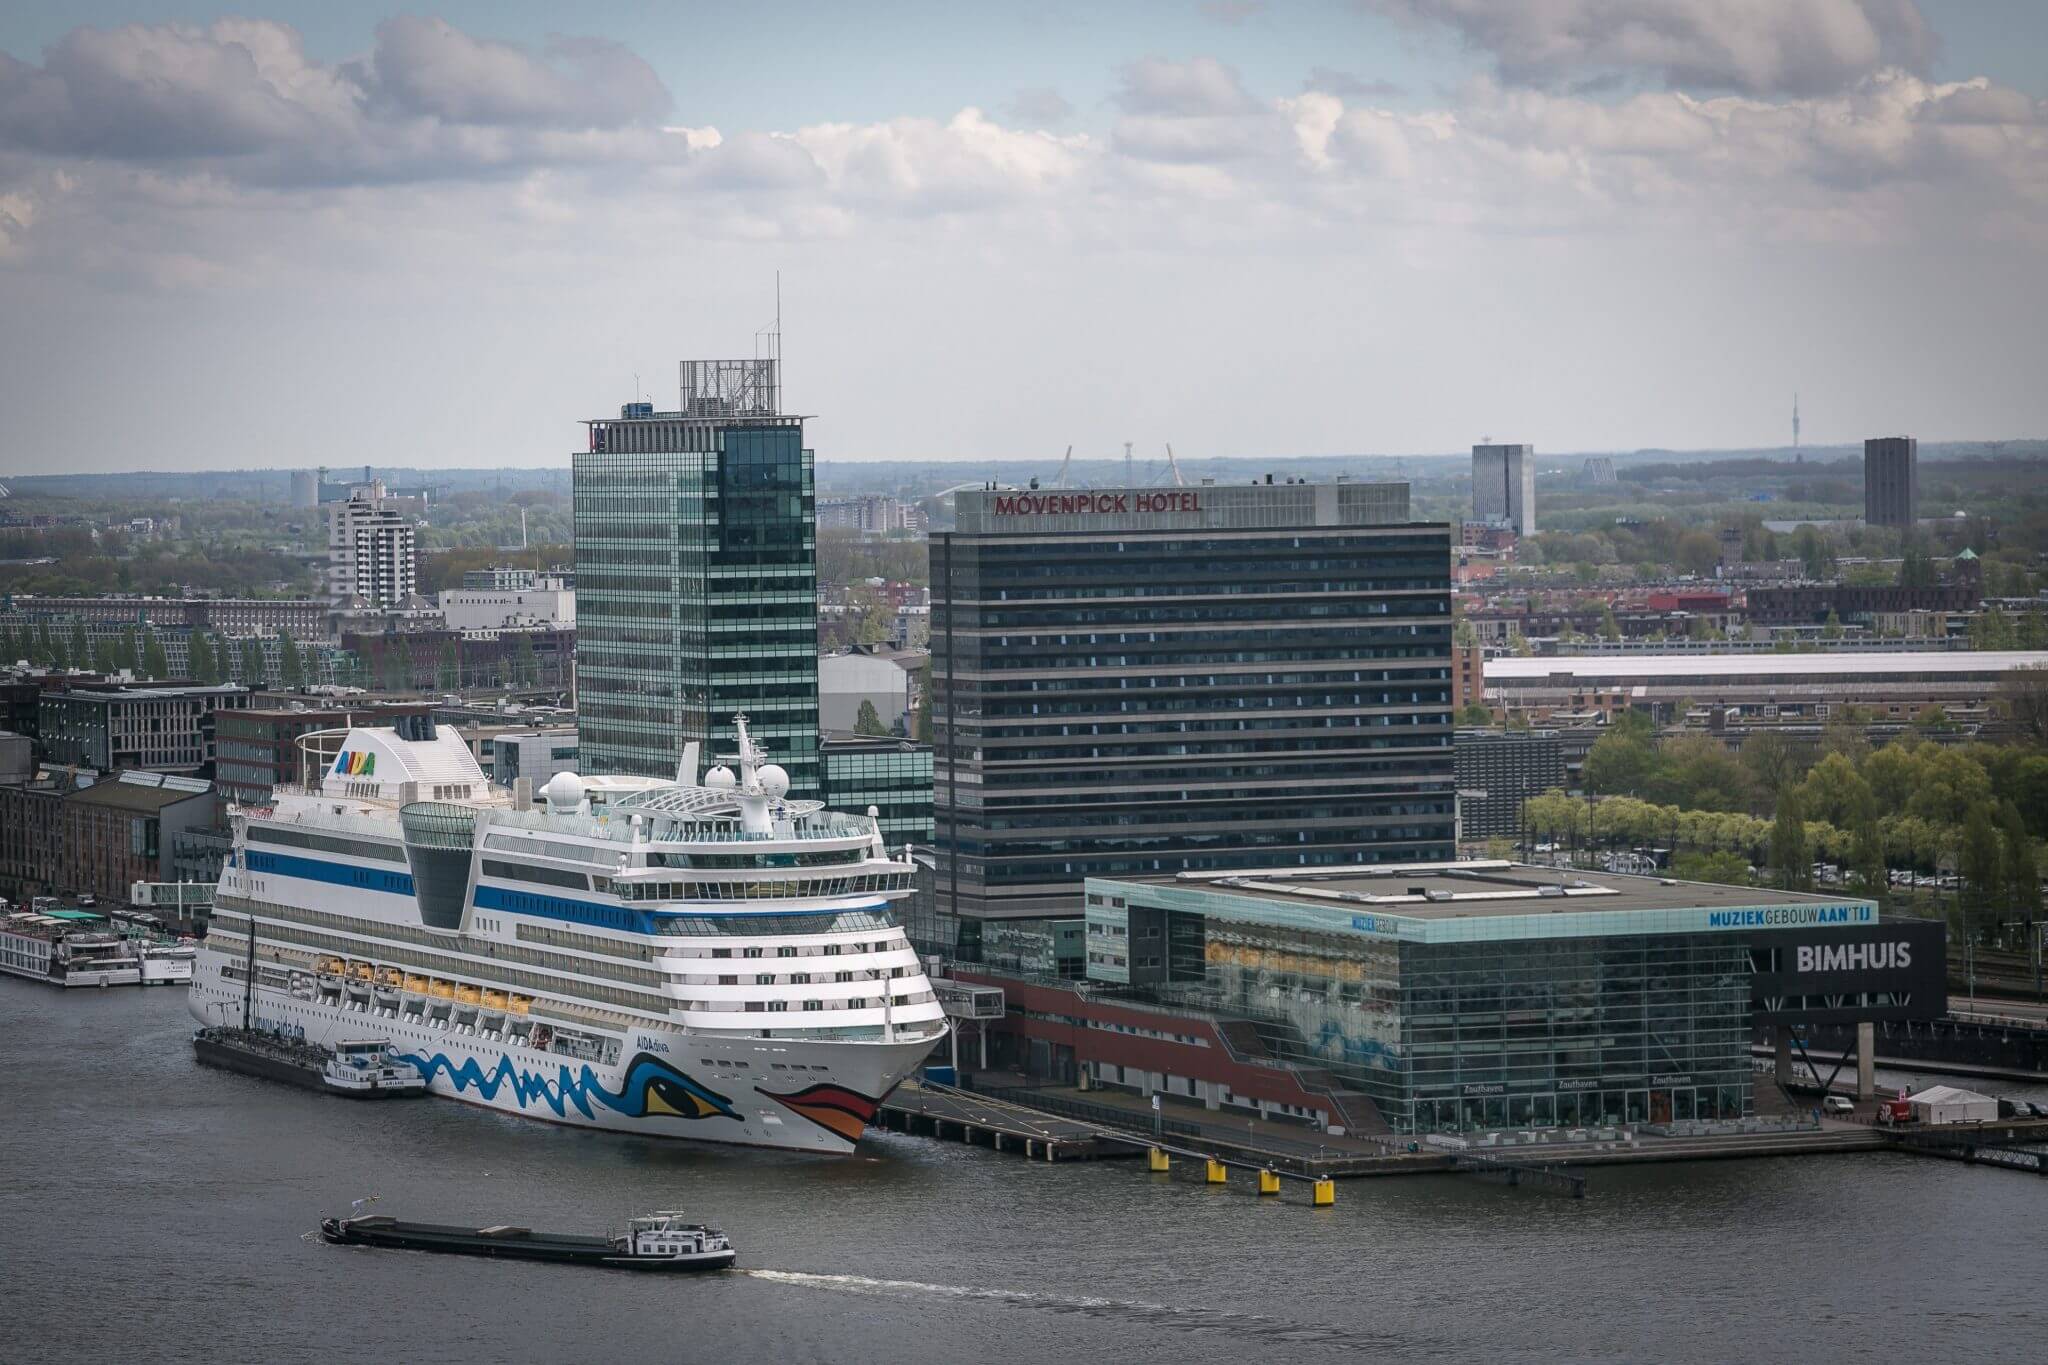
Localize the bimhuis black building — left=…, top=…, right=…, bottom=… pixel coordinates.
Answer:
left=925, top=477, right=1454, bottom=965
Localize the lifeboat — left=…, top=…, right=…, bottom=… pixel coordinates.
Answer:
left=507, top=993, right=532, bottom=1015
left=350, top=962, right=375, bottom=981
left=377, top=967, right=404, bottom=987
left=403, top=973, right=431, bottom=994
left=456, top=984, right=482, bottom=1005
left=482, top=988, right=508, bottom=1009
left=429, top=979, right=456, bottom=999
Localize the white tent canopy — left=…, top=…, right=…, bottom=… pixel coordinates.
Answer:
left=1905, top=1085, right=1998, bottom=1125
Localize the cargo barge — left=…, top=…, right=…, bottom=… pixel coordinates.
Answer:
left=320, top=1210, right=736, bottom=1271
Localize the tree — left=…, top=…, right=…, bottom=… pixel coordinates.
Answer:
left=1456, top=702, right=1495, bottom=726
left=1673, top=850, right=1751, bottom=885
left=1849, top=814, right=1888, bottom=902
left=122, top=628, right=143, bottom=673
left=1821, top=609, right=1844, bottom=641
left=239, top=637, right=266, bottom=686
left=1998, top=805, right=2038, bottom=977
left=1820, top=707, right=1871, bottom=762
left=2001, top=665, right=2048, bottom=746
left=1769, top=790, right=1811, bottom=892
left=1972, top=604, right=2017, bottom=651
left=854, top=699, right=888, bottom=736
left=1796, top=753, right=1872, bottom=831
left=1583, top=729, right=1657, bottom=797
left=1651, top=733, right=1753, bottom=812
left=508, top=632, right=538, bottom=687
left=438, top=640, right=461, bottom=692
left=69, top=620, right=89, bottom=670
left=1792, top=526, right=1835, bottom=579
left=278, top=631, right=304, bottom=689
left=1598, top=603, right=1621, bottom=642
left=1670, top=531, right=1717, bottom=577
left=1741, top=731, right=1809, bottom=800
left=187, top=631, right=218, bottom=685
left=1898, top=545, right=1936, bottom=588
left=1913, top=704, right=1954, bottom=733
left=379, top=640, right=409, bottom=692
left=91, top=635, right=118, bottom=674
left=0, top=624, right=16, bottom=665
left=1960, top=803, right=2005, bottom=941
left=141, top=630, right=169, bottom=680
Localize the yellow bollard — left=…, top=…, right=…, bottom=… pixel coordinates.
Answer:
left=1312, top=1177, right=1335, bottom=1207
left=1206, top=1158, right=1227, bottom=1184
left=1148, top=1147, right=1171, bottom=1173
left=1258, top=1169, right=1282, bottom=1196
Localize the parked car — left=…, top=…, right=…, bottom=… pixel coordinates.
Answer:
left=1823, top=1096, right=1854, bottom=1115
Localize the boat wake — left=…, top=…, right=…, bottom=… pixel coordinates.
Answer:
left=736, top=1269, right=1388, bottom=1350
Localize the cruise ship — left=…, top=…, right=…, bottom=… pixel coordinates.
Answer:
left=190, top=717, right=947, bottom=1153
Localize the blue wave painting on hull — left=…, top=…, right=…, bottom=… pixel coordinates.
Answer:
left=395, top=1050, right=740, bottom=1122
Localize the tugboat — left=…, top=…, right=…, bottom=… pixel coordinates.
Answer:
left=320, top=1209, right=736, bottom=1272
left=321, top=1040, right=428, bottom=1098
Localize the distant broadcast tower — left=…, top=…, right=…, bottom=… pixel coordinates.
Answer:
left=1792, top=393, right=1801, bottom=451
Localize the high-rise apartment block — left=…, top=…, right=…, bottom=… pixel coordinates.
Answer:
left=1471, top=443, right=1535, bottom=535
left=930, top=479, right=1455, bottom=931
left=325, top=480, right=418, bottom=608
left=572, top=359, right=820, bottom=795
left=1864, top=436, right=1919, bottom=528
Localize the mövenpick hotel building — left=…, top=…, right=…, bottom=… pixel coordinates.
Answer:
left=927, top=478, right=1456, bottom=947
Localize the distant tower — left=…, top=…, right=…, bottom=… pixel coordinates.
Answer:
left=1124, top=441, right=1133, bottom=485
left=1864, top=436, right=1919, bottom=528
left=1472, top=443, right=1535, bottom=536
left=1792, top=393, right=1800, bottom=451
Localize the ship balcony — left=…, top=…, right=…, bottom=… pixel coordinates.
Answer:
left=659, top=943, right=920, bottom=975
left=672, top=995, right=948, bottom=1037
left=663, top=978, right=939, bottom=1010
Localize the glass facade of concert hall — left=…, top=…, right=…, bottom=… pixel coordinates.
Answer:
left=1082, top=864, right=1888, bottom=1133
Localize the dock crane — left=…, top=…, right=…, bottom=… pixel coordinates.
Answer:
left=1054, top=445, right=1074, bottom=488
left=1164, top=443, right=1185, bottom=487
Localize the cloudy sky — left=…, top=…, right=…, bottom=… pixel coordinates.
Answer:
left=2, top=1, right=2044, bottom=474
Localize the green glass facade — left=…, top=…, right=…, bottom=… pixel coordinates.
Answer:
left=573, top=394, right=819, bottom=795
left=1086, top=873, right=1775, bottom=1135
left=820, top=735, right=933, bottom=844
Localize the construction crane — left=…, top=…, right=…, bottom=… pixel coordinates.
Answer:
left=1164, top=443, right=1185, bottom=487
left=1054, top=445, right=1074, bottom=488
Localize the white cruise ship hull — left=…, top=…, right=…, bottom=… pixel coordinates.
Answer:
left=189, top=951, right=933, bottom=1153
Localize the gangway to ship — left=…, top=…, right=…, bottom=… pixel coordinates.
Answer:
left=933, top=980, right=1004, bottom=1073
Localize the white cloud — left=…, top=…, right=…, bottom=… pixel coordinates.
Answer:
left=1366, top=0, right=1939, bottom=95
left=1116, top=56, right=1257, bottom=116
left=354, top=17, right=671, bottom=129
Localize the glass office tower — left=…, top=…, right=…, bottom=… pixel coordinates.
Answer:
left=573, top=359, right=819, bottom=796
left=932, top=480, right=1455, bottom=932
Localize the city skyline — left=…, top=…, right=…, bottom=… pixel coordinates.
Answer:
left=2, top=1, right=2046, bottom=473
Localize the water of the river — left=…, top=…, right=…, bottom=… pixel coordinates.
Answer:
left=4, top=986, right=2043, bottom=1364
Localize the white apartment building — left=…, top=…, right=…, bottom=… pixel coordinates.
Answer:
left=326, top=481, right=418, bottom=609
